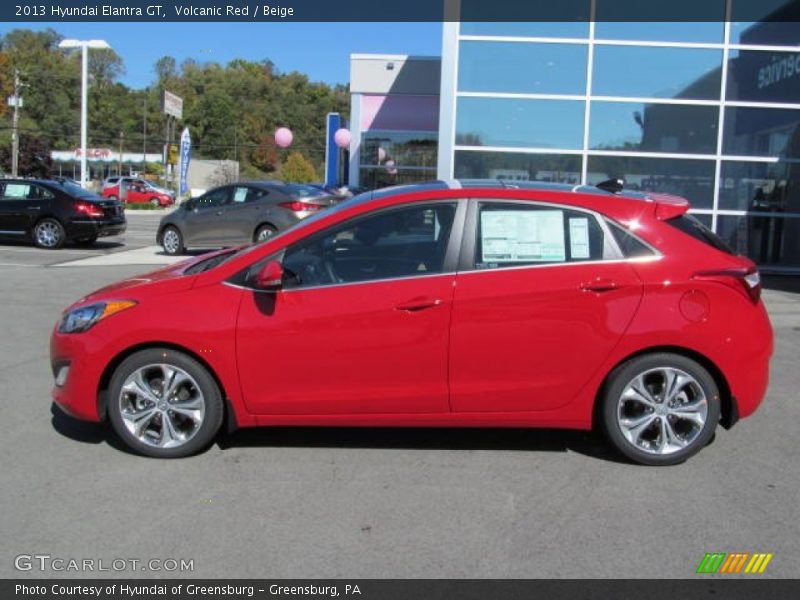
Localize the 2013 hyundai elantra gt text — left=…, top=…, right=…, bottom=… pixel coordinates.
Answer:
left=50, top=181, right=773, bottom=465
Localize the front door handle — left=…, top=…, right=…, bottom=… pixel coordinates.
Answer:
left=215, top=210, right=224, bottom=216
left=580, top=278, right=620, bottom=293
left=395, top=297, right=443, bottom=312
left=27, top=206, right=41, bottom=211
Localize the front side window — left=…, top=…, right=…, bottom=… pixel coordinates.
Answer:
left=281, top=203, right=457, bottom=288
left=197, top=187, right=229, bottom=208
left=476, top=203, right=605, bottom=269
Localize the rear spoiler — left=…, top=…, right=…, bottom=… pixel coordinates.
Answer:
left=647, top=193, right=690, bottom=220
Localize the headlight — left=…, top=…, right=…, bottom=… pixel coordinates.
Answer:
left=58, top=300, right=137, bottom=334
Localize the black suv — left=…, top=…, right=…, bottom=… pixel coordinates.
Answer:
left=0, top=178, right=126, bottom=249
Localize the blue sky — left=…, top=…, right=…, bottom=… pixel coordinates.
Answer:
left=2, top=22, right=443, bottom=88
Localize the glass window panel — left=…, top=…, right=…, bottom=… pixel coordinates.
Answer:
left=459, top=0, right=591, bottom=27
left=593, top=46, right=722, bottom=100
left=723, top=107, right=800, bottom=158
left=726, top=50, right=800, bottom=103
left=730, top=1, right=800, bottom=46
left=460, top=22, right=589, bottom=39
left=717, top=214, right=800, bottom=268
left=457, top=97, right=585, bottom=150
left=719, top=160, right=800, bottom=213
left=689, top=213, right=713, bottom=228
left=587, top=155, right=715, bottom=208
left=358, top=166, right=437, bottom=190
left=360, top=131, right=438, bottom=168
left=590, top=102, right=718, bottom=154
left=454, top=151, right=582, bottom=184
left=594, top=0, right=725, bottom=42
left=457, top=41, right=587, bottom=95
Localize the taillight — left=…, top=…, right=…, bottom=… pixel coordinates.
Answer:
left=75, top=201, right=104, bottom=218
left=693, top=267, right=761, bottom=303
left=278, top=201, right=324, bottom=212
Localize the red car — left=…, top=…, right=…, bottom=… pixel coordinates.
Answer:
left=102, top=180, right=174, bottom=207
left=50, top=181, right=773, bottom=464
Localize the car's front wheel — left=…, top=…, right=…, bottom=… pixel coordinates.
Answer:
left=601, top=353, right=721, bottom=466
left=150, top=198, right=160, bottom=207
left=161, top=226, right=184, bottom=255
left=107, top=348, right=224, bottom=458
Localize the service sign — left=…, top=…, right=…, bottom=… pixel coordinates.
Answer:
left=162, top=90, right=183, bottom=119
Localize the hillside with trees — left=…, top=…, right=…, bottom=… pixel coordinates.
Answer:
left=0, top=28, right=349, bottom=181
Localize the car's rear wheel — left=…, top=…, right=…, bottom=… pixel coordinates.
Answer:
left=162, top=226, right=184, bottom=255
left=601, top=353, right=720, bottom=466
left=254, top=223, right=277, bottom=242
left=33, top=218, right=66, bottom=249
left=107, top=348, right=224, bottom=458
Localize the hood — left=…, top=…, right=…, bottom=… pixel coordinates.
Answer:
left=73, top=250, right=230, bottom=306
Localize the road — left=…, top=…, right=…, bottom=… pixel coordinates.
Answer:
left=0, top=217, right=798, bottom=579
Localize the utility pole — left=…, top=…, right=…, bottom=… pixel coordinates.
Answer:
left=142, top=98, right=147, bottom=177
left=10, top=69, right=22, bottom=177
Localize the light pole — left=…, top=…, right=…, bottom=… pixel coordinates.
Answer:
left=58, top=38, right=111, bottom=188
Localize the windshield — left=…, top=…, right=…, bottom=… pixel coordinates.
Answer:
left=283, top=184, right=327, bottom=197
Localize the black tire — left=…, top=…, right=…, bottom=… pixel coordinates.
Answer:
left=74, top=236, right=98, bottom=247
left=33, top=218, right=66, bottom=249
left=161, top=225, right=184, bottom=255
left=600, top=353, right=721, bottom=466
left=254, top=223, right=277, bottom=243
left=150, top=197, right=160, bottom=207
left=107, top=348, right=224, bottom=458
left=108, top=195, right=119, bottom=201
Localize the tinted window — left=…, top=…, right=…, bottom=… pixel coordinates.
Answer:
left=726, top=50, right=800, bottom=104
left=719, top=159, right=799, bottom=213
left=458, top=41, right=587, bottom=95
left=196, top=187, right=229, bottom=207
left=457, top=97, right=585, bottom=150
left=281, top=203, right=457, bottom=288
left=590, top=102, right=718, bottom=154
left=455, top=151, right=582, bottom=184
left=460, top=21, right=589, bottom=38
left=476, top=203, right=604, bottom=269
left=606, top=220, right=657, bottom=258
left=592, top=46, right=722, bottom=100
left=717, top=214, right=800, bottom=268
left=594, top=0, right=725, bottom=42
left=282, top=184, right=326, bottom=198
left=1, top=183, right=53, bottom=200
left=667, top=214, right=735, bottom=255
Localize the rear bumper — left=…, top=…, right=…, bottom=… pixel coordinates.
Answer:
left=67, top=218, right=127, bottom=239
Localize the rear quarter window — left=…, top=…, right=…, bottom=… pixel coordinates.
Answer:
left=667, top=214, right=734, bottom=255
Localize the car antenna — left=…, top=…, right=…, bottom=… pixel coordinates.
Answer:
left=596, top=178, right=625, bottom=194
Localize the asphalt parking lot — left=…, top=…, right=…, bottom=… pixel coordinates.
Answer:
left=0, top=217, right=798, bottom=579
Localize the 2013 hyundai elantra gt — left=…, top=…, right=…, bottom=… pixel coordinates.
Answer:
left=50, top=181, right=773, bottom=465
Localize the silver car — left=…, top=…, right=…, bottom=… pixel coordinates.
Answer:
left=156, top=181, right=341, bottom=255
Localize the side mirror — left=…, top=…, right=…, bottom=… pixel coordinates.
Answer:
left=254, top=260, right=284, bottom=291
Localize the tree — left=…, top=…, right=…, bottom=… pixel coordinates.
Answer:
left=281, top=151, right=317, bottom=183
left=0, top=133, right=53, bottom=177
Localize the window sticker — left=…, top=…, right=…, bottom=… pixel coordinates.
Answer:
left=569, top=217, right=590, bottom=259
left=233, top=187, right=248, bottom=203
left=481, top=210, right=566, bottom=263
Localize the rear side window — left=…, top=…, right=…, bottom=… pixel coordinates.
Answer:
left=667, top=214, right=734, bottom=255
left=606, top=220, right=657, bottom=258
left=476, top=202, right=605, bottom=269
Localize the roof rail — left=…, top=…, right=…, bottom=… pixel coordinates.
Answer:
left=596, top=178, right=625, bottom=194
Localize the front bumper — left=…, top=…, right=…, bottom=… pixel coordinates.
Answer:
left=50, top=325, right=109, bottom=422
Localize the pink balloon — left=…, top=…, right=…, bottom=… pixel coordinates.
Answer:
left=377, top=147, right=386, bottom=162
left=275, top=127, right=293, bottom=148
left=334, top=128, right=351, bottom=149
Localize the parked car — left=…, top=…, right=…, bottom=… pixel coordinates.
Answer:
left=156, top=181, right=340, bottom=255
left=0, top=177, right=125, bottom=249
left=102, top=181, right=173, bottom=207
left=50, top=180, right=772, bottom=463
left=102, top=177, right=174, bottom=206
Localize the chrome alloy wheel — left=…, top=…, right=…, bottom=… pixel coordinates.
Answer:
left=35, top=220, right=61, bottom=248
left=118, top=364, right=205, bottom=449
left=616, top=367, right=708, bottom=455
left=163, top=229, right=180, bottom=254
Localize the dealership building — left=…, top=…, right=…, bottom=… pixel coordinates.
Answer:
left=348, top=1, right=800, bottom=272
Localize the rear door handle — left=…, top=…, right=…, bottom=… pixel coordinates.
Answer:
left=27, top=206, right=41, bottom=211
left=395, top=297, right=443, bottom=312
left=580, top=279, right=620, bottom=293
left=215, top=210, right=224, bottom=216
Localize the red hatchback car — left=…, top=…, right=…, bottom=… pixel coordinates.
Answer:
left=50, top=181, right=773, bottom=464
